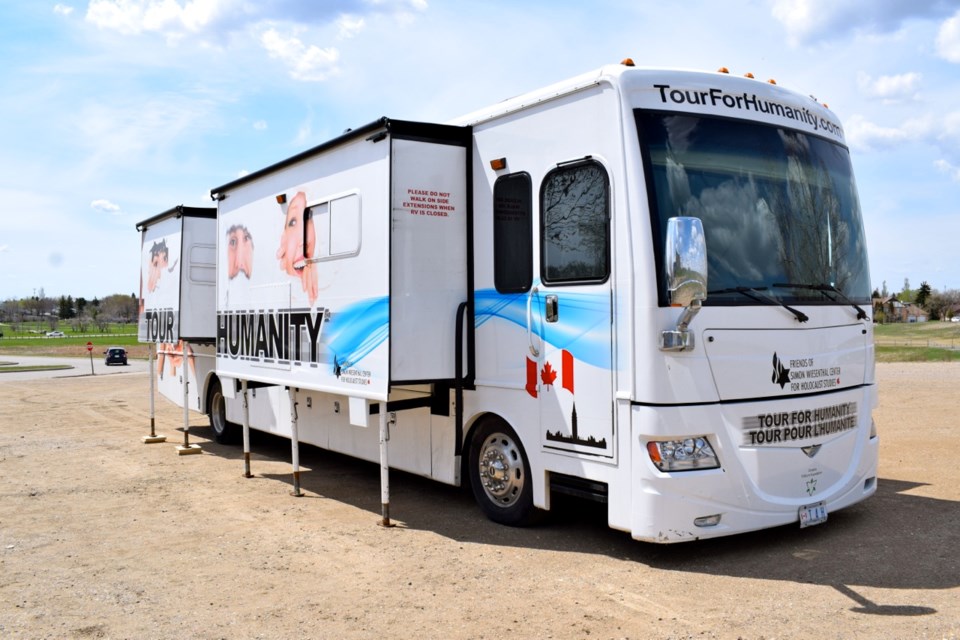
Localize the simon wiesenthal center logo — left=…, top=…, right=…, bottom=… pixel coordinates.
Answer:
left=771, top=352, right=791, bottom=389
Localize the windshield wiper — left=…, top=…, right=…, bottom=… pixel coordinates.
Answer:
left=708, top=286, right=809, bottom=323
left=772, top=283, right=868, bottom=320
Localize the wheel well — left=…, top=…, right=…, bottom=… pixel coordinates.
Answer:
left=202, top=374, right=222, bottom=415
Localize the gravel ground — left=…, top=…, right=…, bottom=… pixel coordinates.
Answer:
left=0, top=361, right=957, bottom=639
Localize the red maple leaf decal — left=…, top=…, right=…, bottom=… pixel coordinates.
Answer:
left=541, top=362, right=557, bottom=386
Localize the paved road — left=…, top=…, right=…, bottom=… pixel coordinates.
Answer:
left=0, top=354, right=149, bottom=381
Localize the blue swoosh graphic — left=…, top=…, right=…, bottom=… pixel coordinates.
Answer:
left=325, top=289, right=610, bottom=371
left=325, top=297, right=389, bottom=370
left=475, top=288, right=610, bottom=369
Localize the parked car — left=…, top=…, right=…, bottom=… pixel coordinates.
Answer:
left=104, top=347, right=128, bottom=366
left=46, top=331, right=65, bottom=337
left=951, top=316, right=960, bottom=323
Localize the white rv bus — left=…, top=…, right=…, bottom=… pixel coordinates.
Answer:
left=148, top=62, right=877, bottom=543
left=136, top=206, right=219, bottom=414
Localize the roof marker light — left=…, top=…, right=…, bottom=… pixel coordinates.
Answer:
left=275, top=194, right=287, bottom=204
left=767, top=78, right=777, bottom=85
left=490, top=157, right=507, bottom=171
left=621, top=57, right=635, bottom=67
left=717, top=67, right=729, bottom=74
left=744, top=72, right=755, bottom=79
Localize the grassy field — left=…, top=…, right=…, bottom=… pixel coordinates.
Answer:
left=0, top=322, right=148, bottom=359
left=873, top=321, right=960, bottom=362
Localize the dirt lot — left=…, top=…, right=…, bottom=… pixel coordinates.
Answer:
left=0, top=362, right=957, bottom=640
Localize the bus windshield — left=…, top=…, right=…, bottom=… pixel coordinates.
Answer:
left=637, top=110, right=871, bottom=307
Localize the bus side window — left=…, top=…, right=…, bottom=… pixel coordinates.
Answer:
left=493, top=173, right=533, bottom=293
left=540, top=161, right=610, bottom=284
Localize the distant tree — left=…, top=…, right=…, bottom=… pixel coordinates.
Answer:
left=871, top=289, right=883, bottom=320
left=101, top=293, right=137, bottom=324
left=76, top=297, right=88, bottom=316
left=900, top=278, right=914, bottom=304
left=927, top=289, right=960, bottom=321
left=88, top=304, right=107, bottom=332
left=58, top=295, right=76, bottom=320
left=880, top=280, right=889, bottom=298
left=2, top=298, right=22, bottom=329
left=71, top=314, right=89, bottom=333
left=916, top=282, right=932, bottom=308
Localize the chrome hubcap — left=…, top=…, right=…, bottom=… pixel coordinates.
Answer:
left=478, top=432, right=524, bottom=507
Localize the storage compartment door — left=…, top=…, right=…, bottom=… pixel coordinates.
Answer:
left=390, top=138, right=468, bottom=381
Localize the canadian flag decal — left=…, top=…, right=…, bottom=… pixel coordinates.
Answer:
left=526, top=350, right=574, bottom=399
left=562, top=349, right=574, bottom=394
left=525, top=357, right=539, bottom=398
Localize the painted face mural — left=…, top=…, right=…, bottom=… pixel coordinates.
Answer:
left=147, top=240, right=169, bottom=293
left=226, top=224, right=254, bottom=280
left=277, top=191, right=318, bottom=305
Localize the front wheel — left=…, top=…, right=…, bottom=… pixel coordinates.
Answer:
left=208, top=379, right=239, bottom=444
left=468, top=417, right=542, bottom=527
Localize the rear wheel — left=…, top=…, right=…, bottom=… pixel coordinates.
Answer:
left=208, top=379, right=239, bottom=444
left=468, top=417, right=542, bottom=527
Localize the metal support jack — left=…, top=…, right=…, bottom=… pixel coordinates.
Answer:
left=289, top=387, right=303, bottom=496
left=378, top=407, right=394, bottom=527
left=241, top=379, right=252, bottom=478
left=175, top=342, right=201, bottom=456
left=142, top=343, right=166, bottom=443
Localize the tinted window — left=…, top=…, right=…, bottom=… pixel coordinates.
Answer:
left=493, top=173, right=533, bottom=293
left=637, top=110, right=871, bottom=305
left=540, top=162, right=610, bottom=284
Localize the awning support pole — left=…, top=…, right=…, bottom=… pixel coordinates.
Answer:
left=289, top=387, right=303, bottom=497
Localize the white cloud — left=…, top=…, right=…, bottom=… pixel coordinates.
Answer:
left=261, top=28, right=339, bottom=81
left=86, top=0, right=224, bottom=37
left=771, top=0, right=955, bottom=45
left=84, top=1, right=426, bottom=41
left=294, top=119, right=313, bottom=146
left=90, top=198, right=122, bottom=214
left=934, top=159, right=960, bottom=181
left=935, top=112, right=960, bottom=154
left=845, top=116, right=912, bottom=151
left=71, top=95, right=217, bottom=178
left=856, top=71, right=921, bottom=101
left=846, top=110, right=960, bottom=159
left=0, top=245, right=9, bottom=253
left=54, top=4, right=75, bottom=17
left=337, top=15, right=365, bottom=39
left=936, top=10, right=960, bottom=62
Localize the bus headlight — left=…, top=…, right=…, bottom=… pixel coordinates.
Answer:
left=646, top=437, right=720, bottom=472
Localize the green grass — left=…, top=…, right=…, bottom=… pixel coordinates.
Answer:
left=875, top=345, right=960, bottom=363
left=872, top=320, right=960, bottom=362
left=0, top=364, right=75, bottom=373
left=0, top=322, right=145, bottom=359
left=2, top=333, right=139, bottom=347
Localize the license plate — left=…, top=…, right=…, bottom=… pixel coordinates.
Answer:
left=799, top=501, right=827, bottom=528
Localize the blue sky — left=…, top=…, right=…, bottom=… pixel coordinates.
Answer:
left=2, top=0, right=959, bottom=301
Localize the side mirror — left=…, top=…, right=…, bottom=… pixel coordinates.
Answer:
left=661, top=217, right=707, bottom=352
left=664, top=216, right=707, bottom=307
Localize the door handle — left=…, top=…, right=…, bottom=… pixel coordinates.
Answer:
left=545, top=294, right=558, bottom=323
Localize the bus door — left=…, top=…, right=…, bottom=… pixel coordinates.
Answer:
left=532, top=159, right=615, bottom=458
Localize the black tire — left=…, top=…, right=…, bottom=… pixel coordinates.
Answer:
left=208, top=379, right=239, bottom=444
left=468, top=417, right=542, bottom=527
